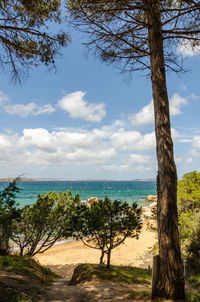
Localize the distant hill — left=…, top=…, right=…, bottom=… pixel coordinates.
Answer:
left=0, top=177, right=156, bottom=182
left=0, top=177, right=60, bottom=182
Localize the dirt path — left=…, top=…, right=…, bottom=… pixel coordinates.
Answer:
left=42, top=265, right=151, bottom=302
left=44, top=277, right=85, bottom=302
left=44, top=277, right=151, bottom=302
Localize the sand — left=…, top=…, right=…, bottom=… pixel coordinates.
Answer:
left=35, top=226, right=157, bottom=269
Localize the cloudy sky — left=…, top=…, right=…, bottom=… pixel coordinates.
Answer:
left=0, top=30, right=200, bottom=180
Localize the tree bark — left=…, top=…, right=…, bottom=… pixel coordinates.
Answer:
left=147, top=1, right=185, bottom=300
left=106, top=249, right=111, bottom=269
left=100, top=249, right=105, bottom=264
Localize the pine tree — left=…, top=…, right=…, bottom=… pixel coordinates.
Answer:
left=66, top=1, right=200, bottom=299
left=0, top=0, right=69, bottom=81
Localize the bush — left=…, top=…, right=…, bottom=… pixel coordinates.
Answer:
left=177, top=171, right=200, bottom=212
left=0, top=179, right=21, bottom=255
left=70, top=196, right=142, bottom=268
left=12, top=191, right=80, bottom=256
left=177, top=171, right=200, bottom=273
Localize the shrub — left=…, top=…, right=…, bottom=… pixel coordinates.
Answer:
left=70, top=196, right=142, bottom=268
left=0, top=179, right=21, bottom=255
left=12, top=191, right=80, bottom=256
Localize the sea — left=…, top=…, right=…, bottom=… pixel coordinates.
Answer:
left=0, top=180, right=156, bottom=208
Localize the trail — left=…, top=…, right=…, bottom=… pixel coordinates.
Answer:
left=44, top=277, right=85, bottom=302
left=42, top=272, right=151, bottom=302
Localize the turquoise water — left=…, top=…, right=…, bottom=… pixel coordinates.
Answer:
left=0, top=181, right=156, bottom=207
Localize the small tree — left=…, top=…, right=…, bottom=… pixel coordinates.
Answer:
left=71, top=197, right=142, bottom=268
left=0, top=179, right=21, bottom=255
left=0, top=0, right=69, bottom=82
left=177, top=171, right=200, bottom=273
left=12, top=190, right=79, bottom=256
left=178, top=171, right=200, bottom=213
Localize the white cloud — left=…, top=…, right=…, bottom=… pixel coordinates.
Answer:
left=137, top=132, right=156, bottom=150
left=57, top=91, right=106, bottom=122
left=178, top=39, right=200, bottom=57
left=189, top=136, right=200, bottom=157
left=174, top=156, right=183, bottom=163
left=186, top=158, right=193, bottom=163
left=129, top=93, right=188, bottom=126
left=171, top=128, right=180, bottom=140
left=0, top=120, right=187, bottom=179
left=123, top=153, right=151, bottom=165
left=4, top=102, right=55, bottom=117
left=111, top=131, right=143, bottom=151
left=178, top=138, right=192, bottom=143
left=0, top=127, right=115, bottom=167
left=192, top=136, right=200, bottom=149
left=0, top=91, right=9, bottom=104
left=170, top=93, right=188, bottom=115
left=129, top=101, right=154, bottom=126
left=111, top=130, right=156, bottom=151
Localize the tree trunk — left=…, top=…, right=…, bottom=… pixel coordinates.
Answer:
left=100, top=249, right=105, bottom=264
left=147, top=1, right=185, bottom=300
left=106, top=249, right=111, bottom=269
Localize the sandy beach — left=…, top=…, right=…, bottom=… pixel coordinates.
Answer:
left=35, top=225, right=157, bottom=270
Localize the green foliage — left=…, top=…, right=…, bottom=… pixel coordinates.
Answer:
left=70, top=263, right=151, bottom=285
left=177, top=171, right=200, bottom=212
left=185, top=291, right=200, bottom=302
left=12, top=190, right=80, bottom=256
left=70, top=197, right=142, bottom=268
left=0, top=0, right=69, bottom=82
left=178, top=211, right=199, bottom=257
left=0, top=179, right=21, bottom=255
left=177, top=171, right=200, bottom=272
left=186, top=224, right=200, bottom=273
left=189, top=274, right=200, bottom=290
left=0, top=255, right=56, bottom=301
left=0, top=255, right=33, bottom=273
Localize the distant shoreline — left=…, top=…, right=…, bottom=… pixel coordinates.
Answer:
left=0, top=178, right=156, bottom=182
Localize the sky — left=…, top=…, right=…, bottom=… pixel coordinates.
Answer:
left=0, top=27, right=200, bottom=180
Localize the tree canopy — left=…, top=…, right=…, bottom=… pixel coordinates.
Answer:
left=65, top=1, right=200, bottom=299
left=67, top=0, right=200, bottom=74
left=0, top=179, right=21, bottom=255
left=177, top=171, right=200, bottom=272
left=70, top=197, right=142, bottom=268
left=0, top=0, right=69, bottom=81
left=178, top=170, right=200, bottom=212
left=12, top=190, right=78, bottom=256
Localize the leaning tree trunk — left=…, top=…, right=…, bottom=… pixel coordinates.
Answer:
left=148, top=1, right=185, bottom=300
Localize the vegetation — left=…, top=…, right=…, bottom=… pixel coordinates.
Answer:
left=185, top=292, right=200, bottom=302
left=178, top=171, right=200, bottom=273
left=70, top=197, right=142, bottom=268
left=0, top=255, right=57, bottom=302
left=70, top=264, right=200, bottom=302
left=0, top=179, right=81, bottom=257
left=66, top=1, right=200, bottom=298
left=188, top=274, right=200, bottom=291
left=0, top=0, right=69, bottom=82
left=149, top=171, right=200, bottom=275
left=178, top=171, right=200, bottom=213
left=11, top=190, right=79, bottom=256
left=0, top=179, right=21, bottom=255
left=70, top=264, right=152, bottom=285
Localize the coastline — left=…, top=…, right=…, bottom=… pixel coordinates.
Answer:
left=35, top=223, right=157, bottom=269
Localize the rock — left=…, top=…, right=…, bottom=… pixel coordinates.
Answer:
left=149, top=201, right=157, bottom=209
left=144, top=195, right=157, bottom=203
left=86, top=197, right=100, bottom=206
left=143, top=211, right=152, bottom=218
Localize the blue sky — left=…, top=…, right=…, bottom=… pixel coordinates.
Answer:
left=0, top=29, right=200, bottom=180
